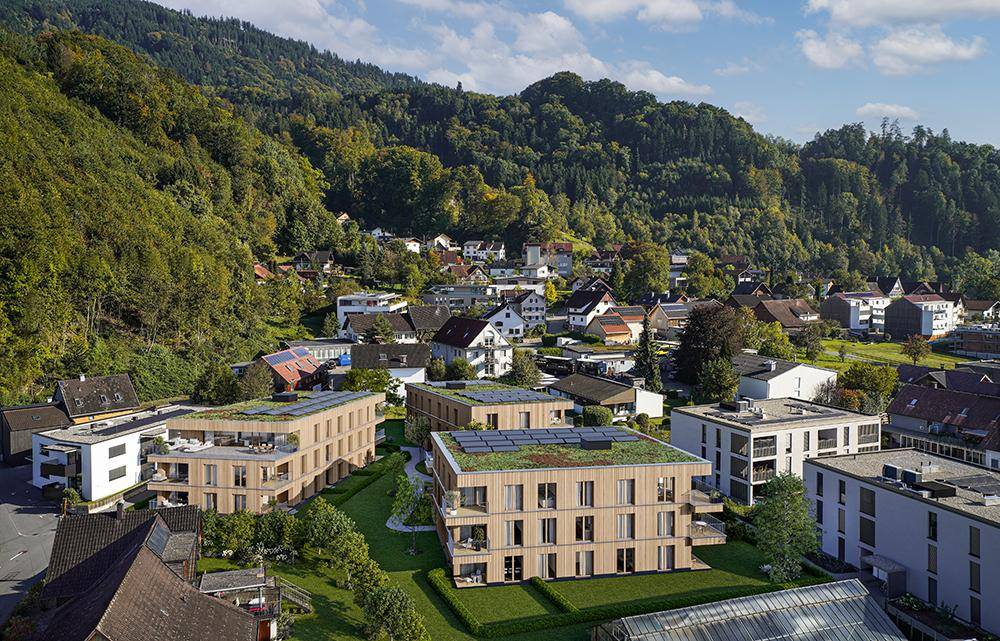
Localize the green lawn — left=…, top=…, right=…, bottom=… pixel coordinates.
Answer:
left=380, top=417, right=412, bottom=447
left=797, top=338, right=972, bottom=372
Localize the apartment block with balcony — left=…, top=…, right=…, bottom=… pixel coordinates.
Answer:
left=147, top=390, right=384, bottom=513
left=429, top=426, right=723, bottom=586
left=406, top=380, right=573, bottom=432
left=335, top=291, right=407, bottom=326
left=430, top=316, right=513, bottom=378
left=805, top=450, right=999, bottom=637
left=820, top=291, right=890, bottom=335
left=884, top=294, right=956, bottom=339
left=671, top=398, right=881, bottom=505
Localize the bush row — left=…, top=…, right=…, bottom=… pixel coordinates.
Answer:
left=529, top=576, right=578, bottom=613
left=326, top=452, right=406, bottom=507
left=429, top=567, right=829, bottom=638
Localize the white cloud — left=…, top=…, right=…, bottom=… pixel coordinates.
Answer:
left=806, top=0, right=1000, bottom=28
left=733, top=100, right=766, bottom=124
left=617, top=61, right=713, bottom=96
left=513, top=11, right=585, bottom=54
left=796, top=29, right=864, bottom=69
left=856, top=102, right=919, bottom=120
left=871, top=26, right=986, bottom=75
left=713, top=56, right=760, bottom=76
left=563, top=0, right=766, bottom=28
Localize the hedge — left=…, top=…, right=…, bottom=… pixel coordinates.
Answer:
left=327, top=452, right=407, bottom=507
left=529, top=576, right=577, bottom=612
left=429, top=567, right=829, bottom=638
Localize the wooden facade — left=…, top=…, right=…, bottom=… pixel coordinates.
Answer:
left=405, top=384, right=573, bottom=432
left=148, top=394, right=383, bottom=513
left=430, top=432, right=724, bottom=586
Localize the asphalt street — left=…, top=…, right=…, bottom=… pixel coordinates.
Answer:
left=0, top=466, right=58, bottom=624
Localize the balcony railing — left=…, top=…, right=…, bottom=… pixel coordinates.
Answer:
left=752, top=467, right=776, bottom=483
left=448, top=533, right=491, bottom=556
left=689, top=480, right=724, bottom=506
left=818, top=438, right=838, bottom=450
left=689, top=514, right=727, bottom=539
left=440, top=499, right=489, bottom=518
left=752, top=444, right=777, bottom=458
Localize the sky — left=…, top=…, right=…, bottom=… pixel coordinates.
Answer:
left=153, top=0, right=1000, bottom=144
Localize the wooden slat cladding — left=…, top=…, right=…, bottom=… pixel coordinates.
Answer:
left=406, top=385, right=573, bottom=431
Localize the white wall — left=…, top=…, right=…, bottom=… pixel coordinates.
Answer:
left=388, top=367, right=425, bottom=397
left=635, top=389, right=664, bottom=418
left=32, top=431, right=146, bottom=501
left=738, top=366, right=836, bottom=401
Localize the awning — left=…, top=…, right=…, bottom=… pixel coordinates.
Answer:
left=862, top=554, right=907, bottom=574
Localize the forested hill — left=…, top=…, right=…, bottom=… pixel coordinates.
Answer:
left=7, top=0, right=1000, bottom=287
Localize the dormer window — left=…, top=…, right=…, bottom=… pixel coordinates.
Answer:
left=908, top=398, right=918, bottom=406
left=99, top=394, right=108, bottom=403
left=114, top=393, right=122, bottom=402
left=75, top=399, right=84, bottom=408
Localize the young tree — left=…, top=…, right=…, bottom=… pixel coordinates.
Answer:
left=238, top=361, right=275, bottom=400
left=255, top=509, right=300, bottom=549
left=674, top=305, right=743, bottom=385
left=298, top=498, right=356, bottom=557
left=444, top=357, right=476, bottom=380
left=793, top=324, right=823, bottom=361
left=362, top=586, right=429, bottom=641
left=351, top=556, right=390, bottom=609
left=391, top=474, right=423, bottom=555
left=427, top=357, right=447, bottom=381
left=364, top=314, right=397, bottom=344
left=404, top=415, right=431, bottom=448
left=343, top=368, right=394, bottom=397
left=544, top=280, right=558, bottom=306
left=633, top=316, right=662, bottom=393
left=752, top=473, right=819, bottom=582
left=501, top=349, right=541, bottom=388
left=837, top=342, right=848, bottom=362
left=695, top=357, right=739, bottom=403
left=840, top=361, right=898, bottom=412
left=902, top=334, right=931, bottom=365
left=582, top=405, right=614, bottom=426
left=322, top=312, right=341, bottom=337
left=330, top=529, right=370, bottom=589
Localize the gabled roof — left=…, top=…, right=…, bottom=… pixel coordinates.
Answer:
left=965, top=299, right=1000, bottom=312
left=44, top=506, right=200, bottom=602
left=654, top=299, right=722, bottom=319
left=731, top=281, right=772, bottom=296
left=900, top=293, right=946, bottom=305
left=732, top=353, right=831, bottom=381
left=566, top=288, right=615, bottom=313
left=482, top=302, right=525, bottom=323
left=726, top=293, right=772, bottom=309
left=609, top=306, right=646, bottom=322
left=32, top=538, right=253, bottom=641
left=55, top=374, right=139, bottom=419
left=887, top=384, right=1000, bottom=437
left=432, top=316, right=497, bottom=348
left=637, top=292, right=683, bottom=307
left=896, top=364, right=935, bottom=384
left=351, top=344, right=431, bottom=369
left=918, top=370, right=1000, bottom=397
left=589, top=313, right=631, bottom=334
left=0, top=403, right=71, bottom=432
left=571, top=276, right=612, bottom=292
left=753, top=298, right=818, bottom=328
left=294, top=249, right=334, bottom=264
left=261, top=347, right=321, bottom=386
left=405, top=305, right=452, bottom=331
left=501, top=289, right=536, bottom=304
left=253, top=263, right=274, bottom=280
left=547, top=373, right=634, bottom=404
left=344, top=312, right=414, bottom=334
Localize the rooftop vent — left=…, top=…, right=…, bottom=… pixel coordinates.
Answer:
left=445, top=381, right=468, bottom=390
left=766, top=360, right=776, bottom=371
left=901, top=469, right=923, bottom=485
left=580, top=434, right=613, bottom=450
left=882, top=464, right=901, bottom=480
left=272, top=392, right=298, bottom=403
left=983, top=495, right=1000, bottom=506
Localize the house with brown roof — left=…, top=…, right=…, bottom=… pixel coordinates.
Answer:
left=28, top=505, right=262, bottom=641
left=431, top=317, right=513, bottom=378
left=751, top=298, right=819, bottom=330
left=884, top=294, right=956, bottom=338
left=566, top=289, right=616, bottom=331
left=965, top=299, right=1000, bottom=321
left=648, top=299, right=722, bottom=336
left=546, top=373, right=663, bottom=419
left=260, top=347, right=324, bottom=392
left=405, top=304, right=452, bottom=340
left=585, top=313, right=633, bottom=345
left=609, top=306, right=647, bottom=341
left=342, top=312, right=417, bottom=343
left=350, top=344, right=431, bottom=396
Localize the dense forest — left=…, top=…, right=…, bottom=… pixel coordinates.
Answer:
left=2, top=0, right=1000, bottom=401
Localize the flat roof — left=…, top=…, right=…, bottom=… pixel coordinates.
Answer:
left=39, top=408, right=192, bottom=445
left=181, top=390, right=376, bottom=422
left=673, top=398, right=874, bottom=433
left=434, top=427, right=701, bottom=473
left=409, top=381, right=567, bottom=406
left=199, top=567, right=268, bottom=593
left=807, top=449, right=1000, bottom=526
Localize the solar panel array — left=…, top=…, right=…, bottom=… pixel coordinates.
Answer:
left=455, top=389, right=555, bottom=404
left=451, top=427, right=638, bottom=453
left=241, top=390, right=370, bottom=417
left=263, top=347, right=310, bottom=367
left=944, top=473, right=1000, bottom=497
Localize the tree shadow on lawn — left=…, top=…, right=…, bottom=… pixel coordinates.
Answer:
left=292, top=592, right=364, bottom=641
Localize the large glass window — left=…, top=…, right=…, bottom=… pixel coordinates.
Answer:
left=504, top=484, right=523, bottom=511
left=656, top=477, right=674, bottom=502
left=616, top=513, right=635, bottom=539
left=576, top=481, right=594, bottom=507
left=657, top=545, right=675, bottom=571
left=616, top=548, right=635, bottom=574
left=575, top=551, right=594, bottom=577
left=503, top=555, right=523, bottom=582
left=575, top=516, right=594, bottom=542
left=537, top=483, right=556, bottom=509
left=657, top=511, right=675, bottom=537
left=616, top=479, right=635, bottom=505
left=504, top=520, right=523, bottom=547
left=539, top=518, right=557, bottom=545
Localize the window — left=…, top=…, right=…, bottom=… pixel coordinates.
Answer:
left=804, top=431, right=811, bottom=451
left=503, top=555, right=523, bottom=582
left=859, top=487, right=875, bottom=516
left=838, top=480, right=846, bottom=504
left=970, top=526, right=981, bottom=558
left=971, top=596, right=981, bottom=626
left=837, top=509, right=845, bottom=534
left=859, top=423, right=879, bottom=444
left=576, top=481, right=594, bottom=507
left=204, top=464, right=217, bottom=486
left=859, top=517, right=875, bottom=547
left=816, top=472, right=824, bottom=496
left=576, top=516, right=594, bottom=542
left=657, top=545, right=675, bottom=571
left=616, top=513, right=635, bottom=539
left=715, top=428, right=721, bottom=448
left=537, top=483, right=556, bottom=509
left=575, top=550, right=594, bottom=577
left=616, top=478, right=635, bottom=505
left=504, top=520, right=523, bottom=547
left=970, top=561, right=980, bottom=593
left=518, top=411, right=531, bottom=428
left=539, top=518, right=557, bottom=544
left=656, top=477, right=674, bottom=502
left=657, top=511, right=675, bottom=536
left=538, top=553, right=557, bottom=579
left=234, top=494, right=247, bottom=511
left=928, top=577, right=937, bottom=607
left=928, top=512, right=937, bottom=541
left=108, top=443, right=126, bottom=458
left=843, top=425, right=850, bottom=446
left=815, top=499, right=824, bottom=524
left=701, top=424, right=706, bottom=444
left=616, top=547, right=635, bottom=574
left=504, top=484, right=523, bottom=511
left=837, top=537, right=845, bottom=561
left=233, top=465, right=247, bottom=488
left=927, top=544, right=937, bottom=574
left=99, top=394, right=108, bottom=403
left=486, top=413, right=499, bottom=428
left=108, top=466, right=126, bottom=481
left=204, top=493, right=217, bottom=511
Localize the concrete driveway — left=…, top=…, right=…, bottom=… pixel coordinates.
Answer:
left=0, top=466, right=58, bottom=624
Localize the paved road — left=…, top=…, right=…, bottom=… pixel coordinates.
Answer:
left=0, top=466, right=58, bottom=624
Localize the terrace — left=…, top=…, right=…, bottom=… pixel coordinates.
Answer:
left=184, top=390, right=374, bottom=422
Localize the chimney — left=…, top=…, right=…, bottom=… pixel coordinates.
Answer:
left=79, top=374, right=86, bottom=382
left=116, top=501, right=125, bottom=521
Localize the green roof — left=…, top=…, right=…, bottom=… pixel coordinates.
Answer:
left=411, top=382, right=555, bottom=405
left=440, top=432, right=700, bottom=472
left=183, top=391, right=373, bottom=422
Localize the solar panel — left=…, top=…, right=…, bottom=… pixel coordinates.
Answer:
left=491, top=445, right=519, bottom=452
left=464, top=446, right=491, bottom=453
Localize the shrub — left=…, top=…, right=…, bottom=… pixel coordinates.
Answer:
left=582, top=405, right=614, bottom=426
left=529, top=577, right=577, bottom=612
left=541, top=334, right=558, bottom=347
left=537, top=346, right=562, bottom=357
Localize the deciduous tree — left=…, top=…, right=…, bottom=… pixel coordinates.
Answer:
left=752, top=473, right=818, bottom=582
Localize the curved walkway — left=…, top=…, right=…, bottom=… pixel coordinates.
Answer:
left=385, top=445, right=436, bottom=533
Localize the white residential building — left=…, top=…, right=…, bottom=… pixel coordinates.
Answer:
left=521, top=263, right=552, bottom=279
left=482, top=303, right=526, bottom=340
left=425, top=234, right=457, bottom=252
left=671, top=398, right=881, bottom=504
left=565, top=289, right=616, bottom=331
left=31, top=407, right=192, bottom=503
left=431, top=317, right=513, bottom=378
left=401, top=238, right=422, bottom=253
left=501, top=290, right=546, bottom=329
left=732, top=354, right=837, bottom=401
left=336, top=291, right=408, bottom=326
left=462, top=241, right=506, bottom=262
left=805, top=450, right=999, bottom=636
left=820, top=291, right=891, bottom=334
left=884, top=294, right=957, bottom=339
left=523, top=242, right=573, bottom=277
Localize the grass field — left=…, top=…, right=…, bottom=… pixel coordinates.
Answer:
left=796, top=338, right=972, bottom=372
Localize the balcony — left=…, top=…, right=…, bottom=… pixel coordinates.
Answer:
left=818, top=438, right=838, bottom=450
left=448, top=532, right=490, bottom=557
left=262, top=472, right=292, bottom=489
left=689, top=514, right=727, bottom=545
left=752, top=465, right=776, bottom=483
left=688, top=480, right=725, bottom=512
left=751, top=439, right=777, bottom=458
left=40, top=460, right=79, bottom=478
